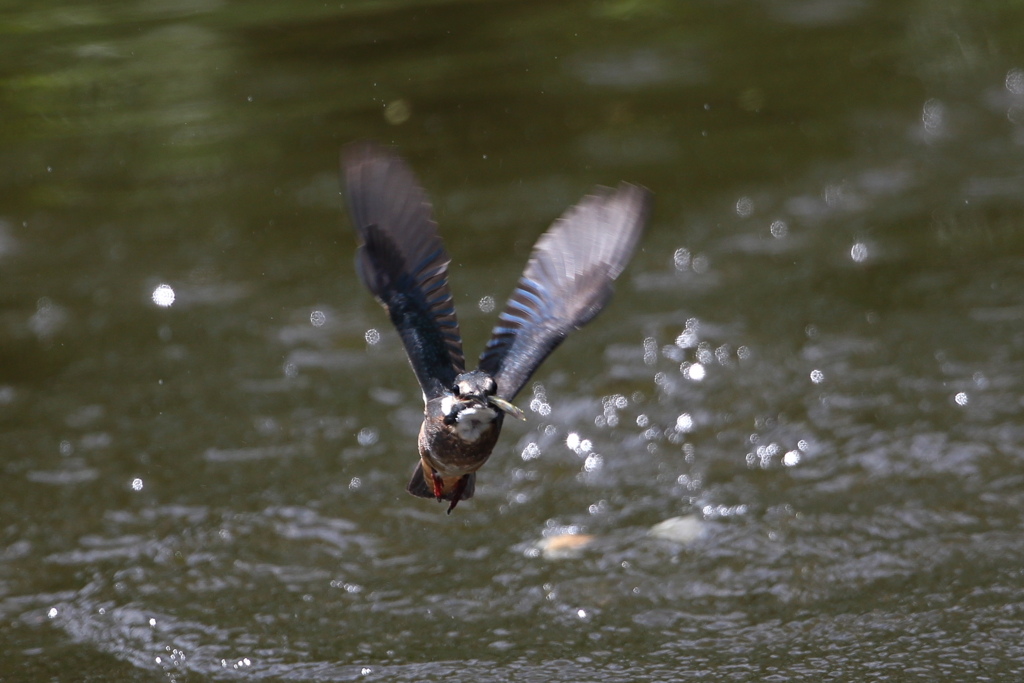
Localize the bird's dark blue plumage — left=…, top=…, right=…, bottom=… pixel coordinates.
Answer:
left=342, top=143, right=464, bottom=400
left=477, top=183, right=649, bottom=401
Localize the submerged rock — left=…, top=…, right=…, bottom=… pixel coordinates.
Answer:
left=648, top=515, right=703, bottom=544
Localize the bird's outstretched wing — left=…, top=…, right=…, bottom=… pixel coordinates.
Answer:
left=342, top=142, right=464, bottom=400
left=478, top=183, right=651, bottom=401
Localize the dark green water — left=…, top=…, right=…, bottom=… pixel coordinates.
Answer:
left=3, top=0, right=1024, bottom=680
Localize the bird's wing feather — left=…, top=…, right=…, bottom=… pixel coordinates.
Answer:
left=342, top=142, right=464, bottom=399
left=479, top=183, right=650, bottom=401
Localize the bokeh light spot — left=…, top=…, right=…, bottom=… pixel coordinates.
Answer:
left=384, top=98, right=411, bottom=125
left=735, top=196, right=754, bottom=218
left=357, top=427, right=379, bottom=446
left=687, top=363, right=706, bottom=381
left=1007, top=68, right=1024, bottom=95
left=922, top=98, right=945, bottom=134
left=673, top=247, right=691, bottom=271
left=152, top=284, right=175, bottom=307
left=521, top=443, right=540, bottom=461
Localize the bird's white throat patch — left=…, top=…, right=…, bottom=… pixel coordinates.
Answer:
left=440, top=395, right=457, bottom=417
left=454, top=405, right=497, bottom=442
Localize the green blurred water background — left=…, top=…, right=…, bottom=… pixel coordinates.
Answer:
left=3, top=0, right=1024, bottom=680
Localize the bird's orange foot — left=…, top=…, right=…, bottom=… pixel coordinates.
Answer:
left=430, top=468, right=444, bottom=502
left=446, top=475, right=470, bottom=515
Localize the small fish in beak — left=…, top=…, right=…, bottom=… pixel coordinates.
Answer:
left=488, top=396, right=526, bottom=421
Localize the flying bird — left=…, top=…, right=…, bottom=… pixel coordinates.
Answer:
left=341, top=143, right=650, bottom=513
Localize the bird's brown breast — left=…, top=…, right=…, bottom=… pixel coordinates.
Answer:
left=418, top=417, right=501, bottom=477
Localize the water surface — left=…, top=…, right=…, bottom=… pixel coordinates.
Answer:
left=3, top=0, right=1024, bottom=679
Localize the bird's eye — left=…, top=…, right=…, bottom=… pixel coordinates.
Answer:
left=452, top=385, right=461, bottom=397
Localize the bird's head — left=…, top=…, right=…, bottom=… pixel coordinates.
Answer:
left=441, top=370, right=525, bottom=425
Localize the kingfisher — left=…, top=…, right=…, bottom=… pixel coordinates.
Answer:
left=341, top=142, right=650, bottom=513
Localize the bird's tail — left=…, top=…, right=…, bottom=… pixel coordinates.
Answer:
left=406, top=463, right=475, bottom=502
